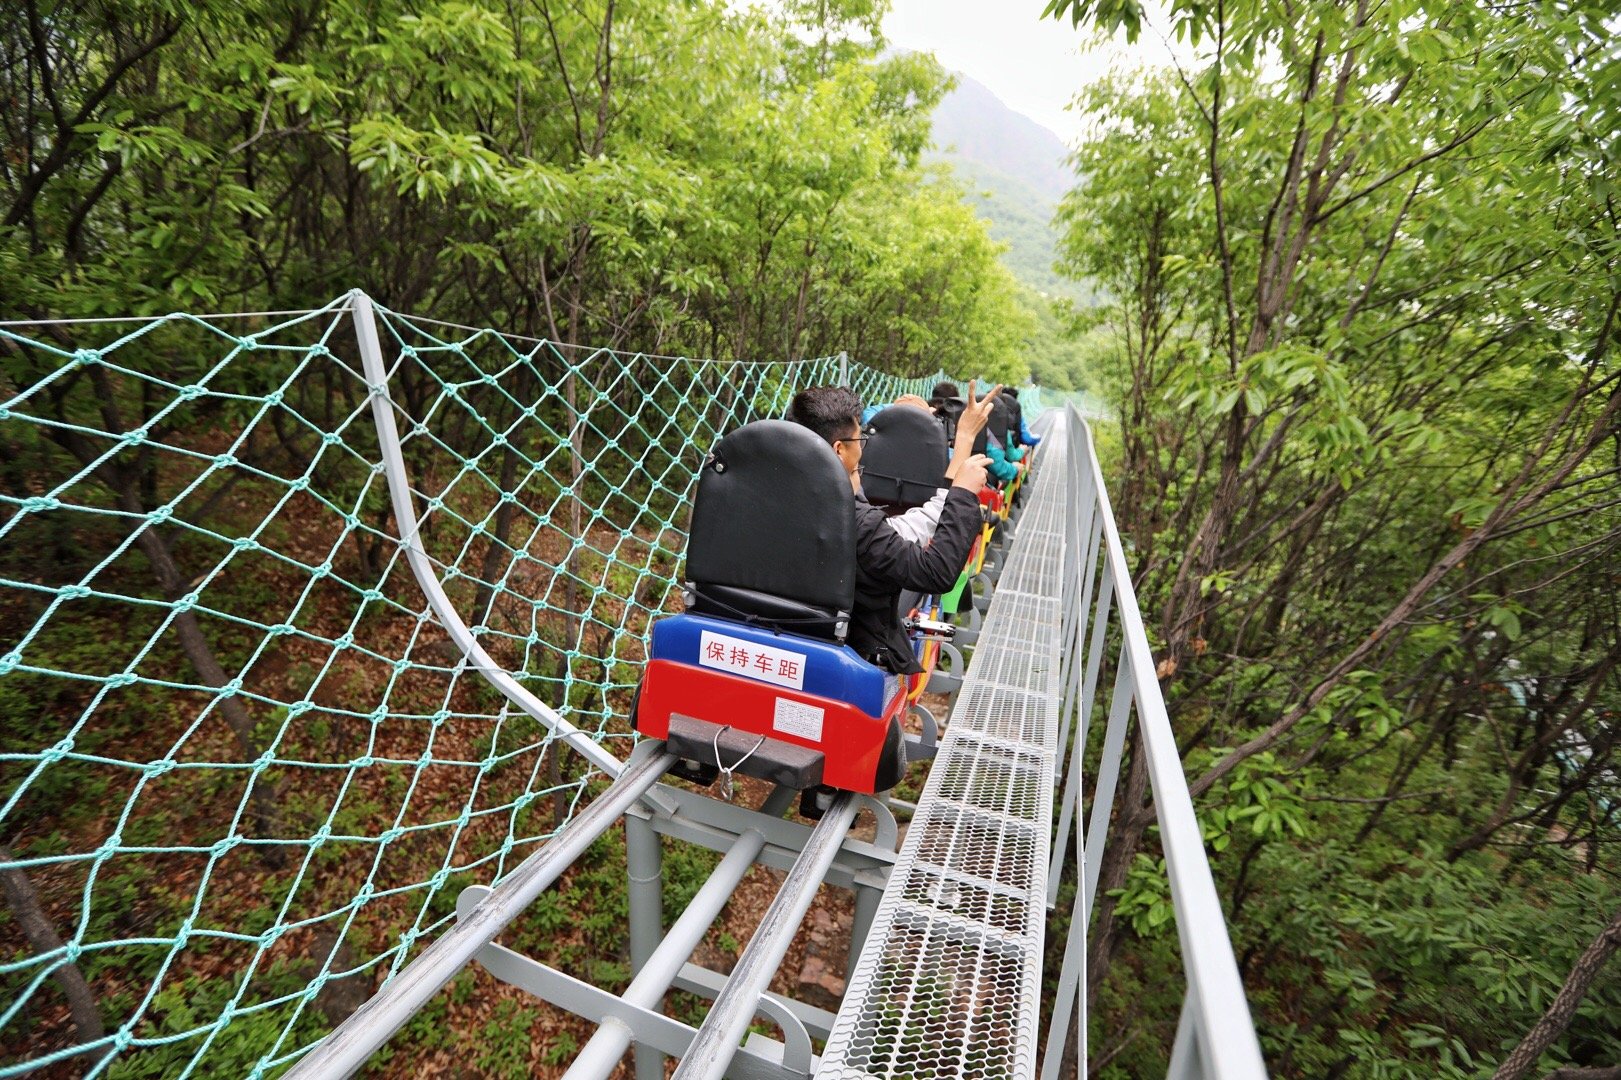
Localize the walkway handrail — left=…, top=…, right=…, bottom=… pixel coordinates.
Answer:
left=1044, top=405, right=1268, bottom=1079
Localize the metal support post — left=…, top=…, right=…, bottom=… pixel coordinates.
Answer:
left=625, top=811, right=664, bottom=1080
left=1167, top=989, right=1204, bottom=1080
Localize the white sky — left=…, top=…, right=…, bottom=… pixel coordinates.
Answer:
left=882, top=1, right=1184, bottom=144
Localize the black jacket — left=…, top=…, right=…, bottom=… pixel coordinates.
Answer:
left=850, top=487, right=981, bottom=674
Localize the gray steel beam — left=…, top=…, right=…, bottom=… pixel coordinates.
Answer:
left=671, top=794, right=861, bottom=1080
left=284, top=745, right=676, bottom=1078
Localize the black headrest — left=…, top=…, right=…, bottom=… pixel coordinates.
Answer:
left=685, top=419, right=856, bottom=620
left=860, top=407, right=949, bottom=508
left=988, top=397, right=1011, bottom=443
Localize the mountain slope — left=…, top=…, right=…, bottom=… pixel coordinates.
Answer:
left=923, top=71, right=1085, bottom=302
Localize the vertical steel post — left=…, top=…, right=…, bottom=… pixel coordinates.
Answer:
left=1166, top=989, right=1204, bottom=1080
left=625, top=811, right=663, bottom=1080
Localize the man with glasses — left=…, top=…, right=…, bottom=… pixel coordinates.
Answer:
left=785, top=385, right=990, bottom=693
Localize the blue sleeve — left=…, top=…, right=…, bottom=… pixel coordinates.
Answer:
left=985, top=440, right=1019, bottom=482
left=1020, top=419, right=1041, bottom=447
left=1006, top=437, right=1026, bottom=463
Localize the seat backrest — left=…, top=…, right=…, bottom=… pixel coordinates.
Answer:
left=988, top=396, right=1011, bottom=446
left=860, top=406, right=949, bottom=509
left=931, top=396, right=964, bottom=446
left=1005, top=394, right=1025, bottom=444
left=685, top=419, right=855, bottom=640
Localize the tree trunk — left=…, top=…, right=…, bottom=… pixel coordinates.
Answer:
left=1493, top=904, right=1621, bottom=1080
left=0, top=843, right=109, bottom=1062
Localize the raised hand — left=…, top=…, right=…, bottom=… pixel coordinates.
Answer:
left=956, top=380, right=1002, bottom=443
left=951, top=453, right=992, bottom=494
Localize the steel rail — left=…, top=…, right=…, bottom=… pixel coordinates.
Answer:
left=670, top=792, right=860, bottom=1080
left=283, top=747, right=675, bottom=1078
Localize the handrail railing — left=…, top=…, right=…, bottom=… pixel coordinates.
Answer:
left=1042, top=405, right=1269, bottom=1079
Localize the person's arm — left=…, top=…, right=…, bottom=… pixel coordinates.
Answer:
left=985, top=439, right=1018, bottom=482
left=1006, top=436, right=1026, bottom=463
left=944, top=382, right=999, bottom=480
left=1020, top=418, right=1042, bottom=447
left=859, top=488, right=983, bottom=594
left=883, top=490, right=947, bottom=544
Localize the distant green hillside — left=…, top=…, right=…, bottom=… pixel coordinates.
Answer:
left=938, top=157, right=1091, bottom=304
left=923, top=71, right=1094, bottom=308
left=918, top=69, right=1101, bottom=395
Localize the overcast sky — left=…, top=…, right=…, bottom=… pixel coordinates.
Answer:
left=882, top=1, right=1182, bottom=145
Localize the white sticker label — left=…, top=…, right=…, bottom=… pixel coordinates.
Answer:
left=773, top=698, right=825, bottom=742
left=697, top=630, right=807, bottom=691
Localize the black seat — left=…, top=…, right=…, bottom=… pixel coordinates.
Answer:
left=930, top=394, right=965, bottom=445
left=987, top=396, right=1011, bottom=447
left=861, top=406, right=949, bottom=509
left=685, top=419, right=855, bottom=641
left=1005, top=393, right=1025, bottom=445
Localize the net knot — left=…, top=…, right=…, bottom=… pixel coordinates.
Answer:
left=73, top=348, right=101, bottom=365
left=269, top=623, right=295, bottom=637
left=333, top=632, right=355, bottom=649
left=173, top=591, right=201, bottom=614
left=179, top=384, right=206, bottom=400
left=107, top=672, right=138, bottom=688
left=146, top=757, right=177, bottom=777
left=232, top=536, right=259, bottom=552
left=258, top=924, right=287, bottom=949
left=221, top=677, right=244, bottom=695
left=210, top=835, right=242, bottom=858
left=212, top=452, right=238, bottom=468
left=43, top=738, right=74, bottom=763
left=379, top=826, right=405, bottom=845
left=59, top=584, right=91, bottom=600
left=63, top=940, right=83, bottom=963
left=429, top=867, right=452, bottom=890
left=20, top=495, right=60, bottom=513
left=265, top=390, right=285, bottom=406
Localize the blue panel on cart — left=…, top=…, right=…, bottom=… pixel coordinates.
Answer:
left=649, top=612, right=887, bottom=717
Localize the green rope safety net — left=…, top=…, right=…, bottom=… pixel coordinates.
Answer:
left=0, top=292, right=955, bottom=1078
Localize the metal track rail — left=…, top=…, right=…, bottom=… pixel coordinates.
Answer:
left=671, top=792, right=862, bottom=1080
left=818, top=426, right=1071, bottom=1080
left=283, top=746, right=675, bottom=1078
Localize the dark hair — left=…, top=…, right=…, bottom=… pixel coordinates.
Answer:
left=1004, top=386, right=1019, bottom=399
left=930, top=381, right=960, bottom=402
left=786, top=385, right=863, bottom=446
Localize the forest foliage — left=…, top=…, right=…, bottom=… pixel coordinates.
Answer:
left=1, top=0, right=1032, bottom=381
left=1043, top=0, right=1621, bottom=1076
left=0, top=0, right=1036, bottom=1075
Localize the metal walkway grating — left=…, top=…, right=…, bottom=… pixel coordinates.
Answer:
left=820, top=422, right=1070, bottom=1080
